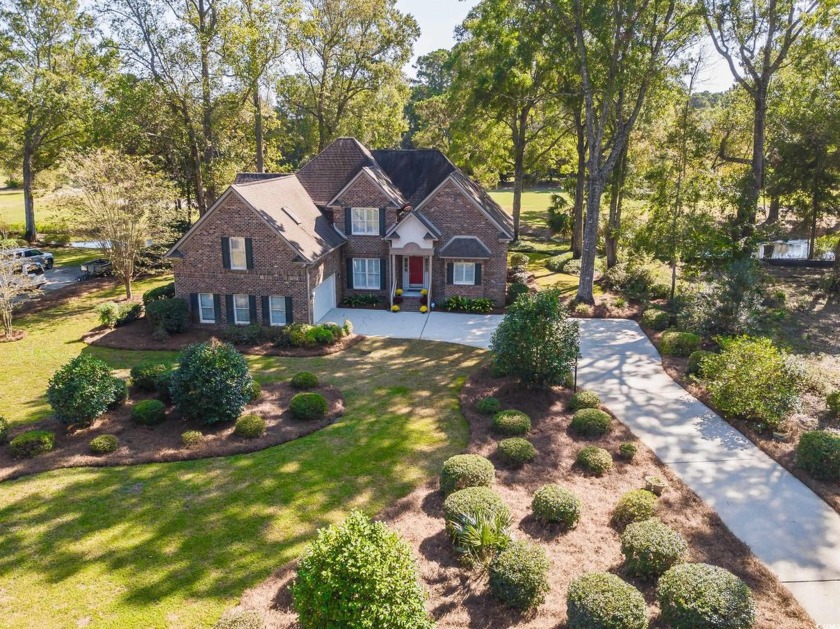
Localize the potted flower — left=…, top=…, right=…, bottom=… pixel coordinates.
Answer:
left=644, top=475, right=667, bottom=496
left=395, top=288, right=403, bottom=296
left=420, top=289, right=428, bottom=296
left=420, top=305, right=428, bottom=313
left=391, top=305, right=400, bottom=313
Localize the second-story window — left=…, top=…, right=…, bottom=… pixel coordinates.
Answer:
left=229, top=237, right=247, bottom=270
left=350, top=207, right=379, bottom=235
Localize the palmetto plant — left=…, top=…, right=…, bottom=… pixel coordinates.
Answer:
left=449, top=509, right=512, bottom=566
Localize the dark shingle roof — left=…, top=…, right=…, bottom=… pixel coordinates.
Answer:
left=439, top=236, right=492, bottom=259
left=297, top=138, right=379, bottom=206
left=371, top=149, right=456, bottom=207
left=233, top=172, right=290, bottom=184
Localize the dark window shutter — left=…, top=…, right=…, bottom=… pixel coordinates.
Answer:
left=189, top=293, right=199, bottom=322
left=249, top=295, right=257, bottom=323
left=380, top=258, right=386, bottom=290
left=446, top=263, right=454, bottom=285
left=221, top=237, right=230, bottom=269
left=225, top=294, right=234, bottom=324
left=285, top=296, right=293, bottom=323
left=245, top=238, right=254, bottom=270
left=346, top=258, right=353, bottom=289
left=213, top=294, right=222, bottom=323
left=379, top=207, right=386, bottom=236
left=474, top=263, right=482, bottom=285
left=344, top=207, right=352, bottom=234
left=261, top=296, right=270, bottom=326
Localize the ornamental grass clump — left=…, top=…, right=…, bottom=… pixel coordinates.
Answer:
left=439, top=454, right=495, bottom=495
left=443, top=486, right=510, bottom=533
left=497, top=437, right=536, bottom=467
left=531, top=484, right=581, bottom=528
left=569, top=390, right=600, bottom=410
left=567, top=572, right=648, bottom=629
left=576, top=446, right=613, bottom=476
left=620, top=518, right=688, bottom=577
left=612, top=489, right=658, bottom=528
left=570, top=408, right=612, bottom=438
left=449, top=509, right=511, bottom=566
left=492, top=409, right=531, bottom=435
left=489, top=540, right=551, bottom=611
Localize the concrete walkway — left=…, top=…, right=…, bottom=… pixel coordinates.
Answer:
left=577, top=318, right=840, bottom=626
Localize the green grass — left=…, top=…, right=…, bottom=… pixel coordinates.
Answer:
left=48, top=247, right=102, bottom=267
left=0, top=189, right=67, bottom=228
left=488, top=187, right=562, bottom=231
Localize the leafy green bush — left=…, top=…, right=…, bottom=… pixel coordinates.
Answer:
left=827, top=391, right=840, bottom=418
left=132, top=399, right=166, bottom=425
left=47, top=354, right=118, bottom=426
left=248, top=379, right=261, bottom=402
left=0, top=417, right=8, bottom=443
left=570, top=390, right=600, bottom=410
left=89, top=434, right=118, bottom=455
left=641, top=308, right=670, bottom=331
left=109, top=377, right=128, bottom=408
left=306, top=326, right=337, bottom=345
left=220, top=324, right=268, bottom=346
left=657, top=563, right=755, bottom=629
left=490, top=289, right=580, bottom=388
left=171, top=340, right=253, bottom=425
left=507, top=282, right=529, bottom=304
left=546, top=252, right=574, bottom=273
left=704, top=336, right=803, bottom=428
left=612, top=490, right=658, bottom=528
left=571, top=408, right=612, bottom=438
left=602, top=255, right=672, bottom=301
left=181, top=430, right=203, bottom=448
left=234, top=414, right=266, bottom=439
left=441, top=295, right=493, bottom=313
left=660, top=331, right=701, bottom=357
left=509, top=252, right=530, bottom=268
left=687, top=350, right=714, bottom=377
left=621, top=518, right=688, bottom=577
left=146, top=297, right=190, bottom=334
left=576, top=446, right=613, bottom=476
left=440, top=454, right=495, bottom=496
left=290, top=371, right=319, bottom=390
left=492, top=409, right=531, bottom=435
left=291, top=510, right=433, bottom=629
left=475, top=396, right=501, bottom=415
left=130, top=361, right=170, bottom=391
left=796, top=430, right=840, bottom=481
left=289, top=392, right=328, bottom=421
left=619, top=442, right=637, bottom=461
left=342, top=294, right=381, bottom=307
left=498, top=437, right=536, bottom=467
left=449, top=509, right=511, bottom=565
left=155, top=370, right=173, bottom=405
left=489, top=540, right=551, bottom=611
left=212, top=610, right=264, bottom=629
left=532, top=484, right=581, bottom=527
left=142, top=282, right=175, bottom=306
left=97, top=301, right=142, bottom=328
left=567, top=572, right=648, bottom=629
left=9, top=430, right=56, bottom=457
left=443, top=486, right=510, bottom=532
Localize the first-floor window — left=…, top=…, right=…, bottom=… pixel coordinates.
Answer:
left=199, top=293, right=215, bottom=323
left=233, top=294, right=250, bottom=324
left=453, top=262, right=476, bottom=285
left=268, top=296, right=287, bottom=326
left=352, top=258, right=381, bottom=289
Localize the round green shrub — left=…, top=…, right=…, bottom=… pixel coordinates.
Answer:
left=507, top=282, right=529, bottom=304
left=9, top=430, right=55, bottom=458
left=110, top=377, right=128, bottom=408
left=289, top=392, right=329, bottom=421
left=619, top=442, right=637, bottom=461
left=576, top=446, right=613, bottom=475
left=443, top=486, right=510, bottom=530
left=570, top=390, right=600, bottom=410
left=509, top=252, right=530, bottom=268
left=497, top=437, right=536, bottom=467
left=212, top=610, right=264, bottom=629
left=475, top=396, right=501, bottom=415
left=532, top=484, right=581, bottom=527
left=489, top=540, right=550, bottom=611
left=546, top=252, right=573, bottom=272
left=796, top=430, right=840, bottom=481
left=130, top=361, right=170, bottom=391
left=571, top=408, right=612, bottom=438
left=687, top=350, right=714, bottom=377
left=170, top=340, right=254, bottom=425
left=567, top=572, right=648, bottom=629
left=155, top=370, right=173, bottom=405
left=0, top=416, right=8, bottom=443
left=89, top=434, right=119, bottom=455
left=234, top=414, right=266, bottom=439
left=248, top=380, right=262, bottom=402
left=657, top=563, right=756, bottom=629
left=621, top=518, right=688, bottom=577
left=146, top=297, right=189, bottom=334
left=828, top=391, right=840, bottom=418
left=612, top=489, right=658, bottom=528
left=142, top=282, right=176, bottom=306
left=440, top=454, right=495, bottom=495
left=181, top=430, right=203, bottom=448
left=492, top=409, right=531, bottom=435
left=641, top=308, right=670, bottom=331
left=661, top=331, right=702, bottom=357
left=132, top=399, right=166, bottom=425
left=47, top=354, right=118, bottom=426
left=290, top=371, right=319, bottom=390
left=291, top=510, right=433, bottom=629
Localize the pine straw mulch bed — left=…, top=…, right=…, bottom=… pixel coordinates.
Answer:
left=236, top=367, right=814, bottom=629
left=0, top=381, right=344, bottom=482
left=643, top=326, right=840, bottom=516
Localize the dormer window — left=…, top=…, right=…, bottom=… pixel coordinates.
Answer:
left=350, top=207, right=379, bottom=235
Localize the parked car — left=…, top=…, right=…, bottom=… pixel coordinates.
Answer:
left=0, top=247, right=53, bottom=273
left=18, top=247, right=54, bottom=269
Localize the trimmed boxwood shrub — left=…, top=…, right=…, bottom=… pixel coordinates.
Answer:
left=146, top=297, right=190, bottom=334
left=687, top=350, right=714, bottom=377
left=440, top=454, right=495, bottom=495
left=132, top=399, right=166, bottom=425
left=9, top=430, right=55, bottom=457
left=613, top=490, right=658, bottom=528
left=171, top=340, right=254, bottom=425
left=290, top=371, right=319, bottom=390
left=489, top=540, right=551, bottom=611
left=796, top=430, right=840, bottom=481
left=576, top=446, right=613, bottom=475
left=155, top=370, right=173, bottom=405
left=47, top=354, right=118, bottom=426
left=443, top=486, right=510, bottom=531
left=567, top=572, right=648, bottom=629
left=0, top=416, right=8, bottom=443
left=498, top=437, right=536, bottom=467
left=827, top=391, right=840, bottom=418
left=234, top=414, right=266, bottom=439
left=570, top=390, right=600, bottom=410
left=570, top=408, right=612, bottom=438
left=532, top=484, right=581, bottom=527
left=641, top=308, right=670, bottom=331
left=142, top=282, right=176, bottom=306
left=181, top=430, right=203, bottom=448
left=212, top=610, right=264, bottom=629
left=661, top=331, right=702, bottom=357
left=657, top=563, right=755, bottom=629
left=248, top=380, right=262, bottom=402
left=89, top=434, right=119, bottom=455
left=109, top=377, right=128, bottom=408
left=621, top=518, right=688, bottom=577
left=492, top=409, right=531, bottom=435
left=291, top=510, right=433, bottom=629
left=290, top=392, right=328, bottom=421
left=131, top=361, right=170, bottom=391
left=619, top=442, right=637, bottom=461
left=475, top=396, right=501, bottom=415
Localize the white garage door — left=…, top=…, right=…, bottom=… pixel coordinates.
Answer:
left=312, top=274, right=336, bottom=322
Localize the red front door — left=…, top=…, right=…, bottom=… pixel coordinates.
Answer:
left=409, top=256, right=424, bottom=286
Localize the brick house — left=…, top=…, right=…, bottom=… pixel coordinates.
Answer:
left=165, top=138, right=513, bottom=325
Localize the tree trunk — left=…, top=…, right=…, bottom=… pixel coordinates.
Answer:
left=198, top=0, right=216, bottom=205
left=124, top=277, right=133, bottom=299
left=512, top=135, right=526, bottom=242
left=766, top=194, right=780, bottom=224
left=253, top=82, right=264, bottom=173
left=572, top=112, right=586, bottom=259
left=808, top=182, right=819, bottom=260
left=742, top=85, right=768, bottom=239
left=22, top=144, right=36, bottom=243
left=576, top=173, right=605, bottom=304
left=831, top=237, right=840, bottom=292
left=605, top=147, right=627, bottom=269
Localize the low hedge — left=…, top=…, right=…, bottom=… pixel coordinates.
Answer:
left=796, top=430, right=840, bottom=481
left=442, top=486, right=510, bottom=531
left=142, top=282, right=175, bottom=305
left=576, top=446, right=613, bottom=476
left=687, top=350, right=714, bottom=377
left=612, top=489, right=659, bottom=528
left=475, top=396, right=501, bottom=415
left=234, top=414, right=266, bottom=439
left=9, top=430, right=55, bottom=458
left=641, top=308, right=670, bottom=331
left=657, top=563, right=755, bottom=629
left=569, top=390, right=600, bottom=410
left=498, top=437, right=536, bottom=467
left=89, top=434, right=119, bottom=455
left=621, top=518, right=688, bottom=577
left=532, top=484, right=581, bottom=528
left=661, top=331, right=702, bottom=357
left=567, top=572, right=648, bottom=629
left=492, top=410, right=531, bottom=435
left=130, top=361, right=170, bottom=391
left=146, top=297, right=190, bottom=334
left=489, top=540, right=551, bottom=611
left=570, top=408, right=612, bottom=438
left=289, top=392, right=328, bottom=420
left=440, top=454, right=495, bottom=496
left=132, top=399, right=166, bottom=425
left=290, top=371, right=319, bottom=390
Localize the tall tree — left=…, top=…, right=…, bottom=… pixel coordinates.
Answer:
left=0, top=0, right=105, bottom=242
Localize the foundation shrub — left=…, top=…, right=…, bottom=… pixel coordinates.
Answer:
left=290, top=371, right=319, bottom=390
left=660, top=331, right=701, bottom=357
left=132, top=399, right=166, bottom=425
left=146, top=297, right=189, bottom=334
left=796, top=430, right=840, bottom=481
left=641, top=308, right=670, bottom=331
left=687, top=350, right=714, bottom=377
left=9, top=430, right=56, bottom=457
left=289, top=392, right=328, bottom=421
left=474, top=396, right=501, bottom=415
left=569, top=390, right=600, bottom=410
left=47, top=354, right=118, bottom=426
left=89, top=434, right=118, bottom=455
left=181, top=430, right=203, bottom=448
left=130, top=361, right=170, bottom=391
left=234, top=414, right=266, bottom=439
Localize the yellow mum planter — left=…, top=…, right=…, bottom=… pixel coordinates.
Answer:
left=420, top=289, right=428, bottom=296
left=391, top=305, right=400, bottom=312
left=420, top=305, right=428, bottom=313
left=395, top=288, right=404, bottom=296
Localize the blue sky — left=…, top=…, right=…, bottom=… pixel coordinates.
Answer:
left=395, top=0, right=735, bottom=93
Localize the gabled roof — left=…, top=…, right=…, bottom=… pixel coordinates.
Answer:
left=385, top=209, right=441, bottom=240
left=371, top=149, right=456, bottom=207
left=233, top=172, right=290, bottom=184
left=439, top=236, right=493, bottom=259
left=297, top=138, right=380, bottom=207
left=326, top=166, right=406, bottom=208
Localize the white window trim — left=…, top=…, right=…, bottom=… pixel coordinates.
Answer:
left=233, top=294, right=250, bottom=325
left=198, top=293, right=215, bottom=323
left=453, top=262, right=476, bottom=286
left=229, top=237, right=247, bottom=270
left=350, top=207, right=380, bottom=236
left=352, top=258, right=381, bottom=290
left=268, top=295, right=287, bottom=326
